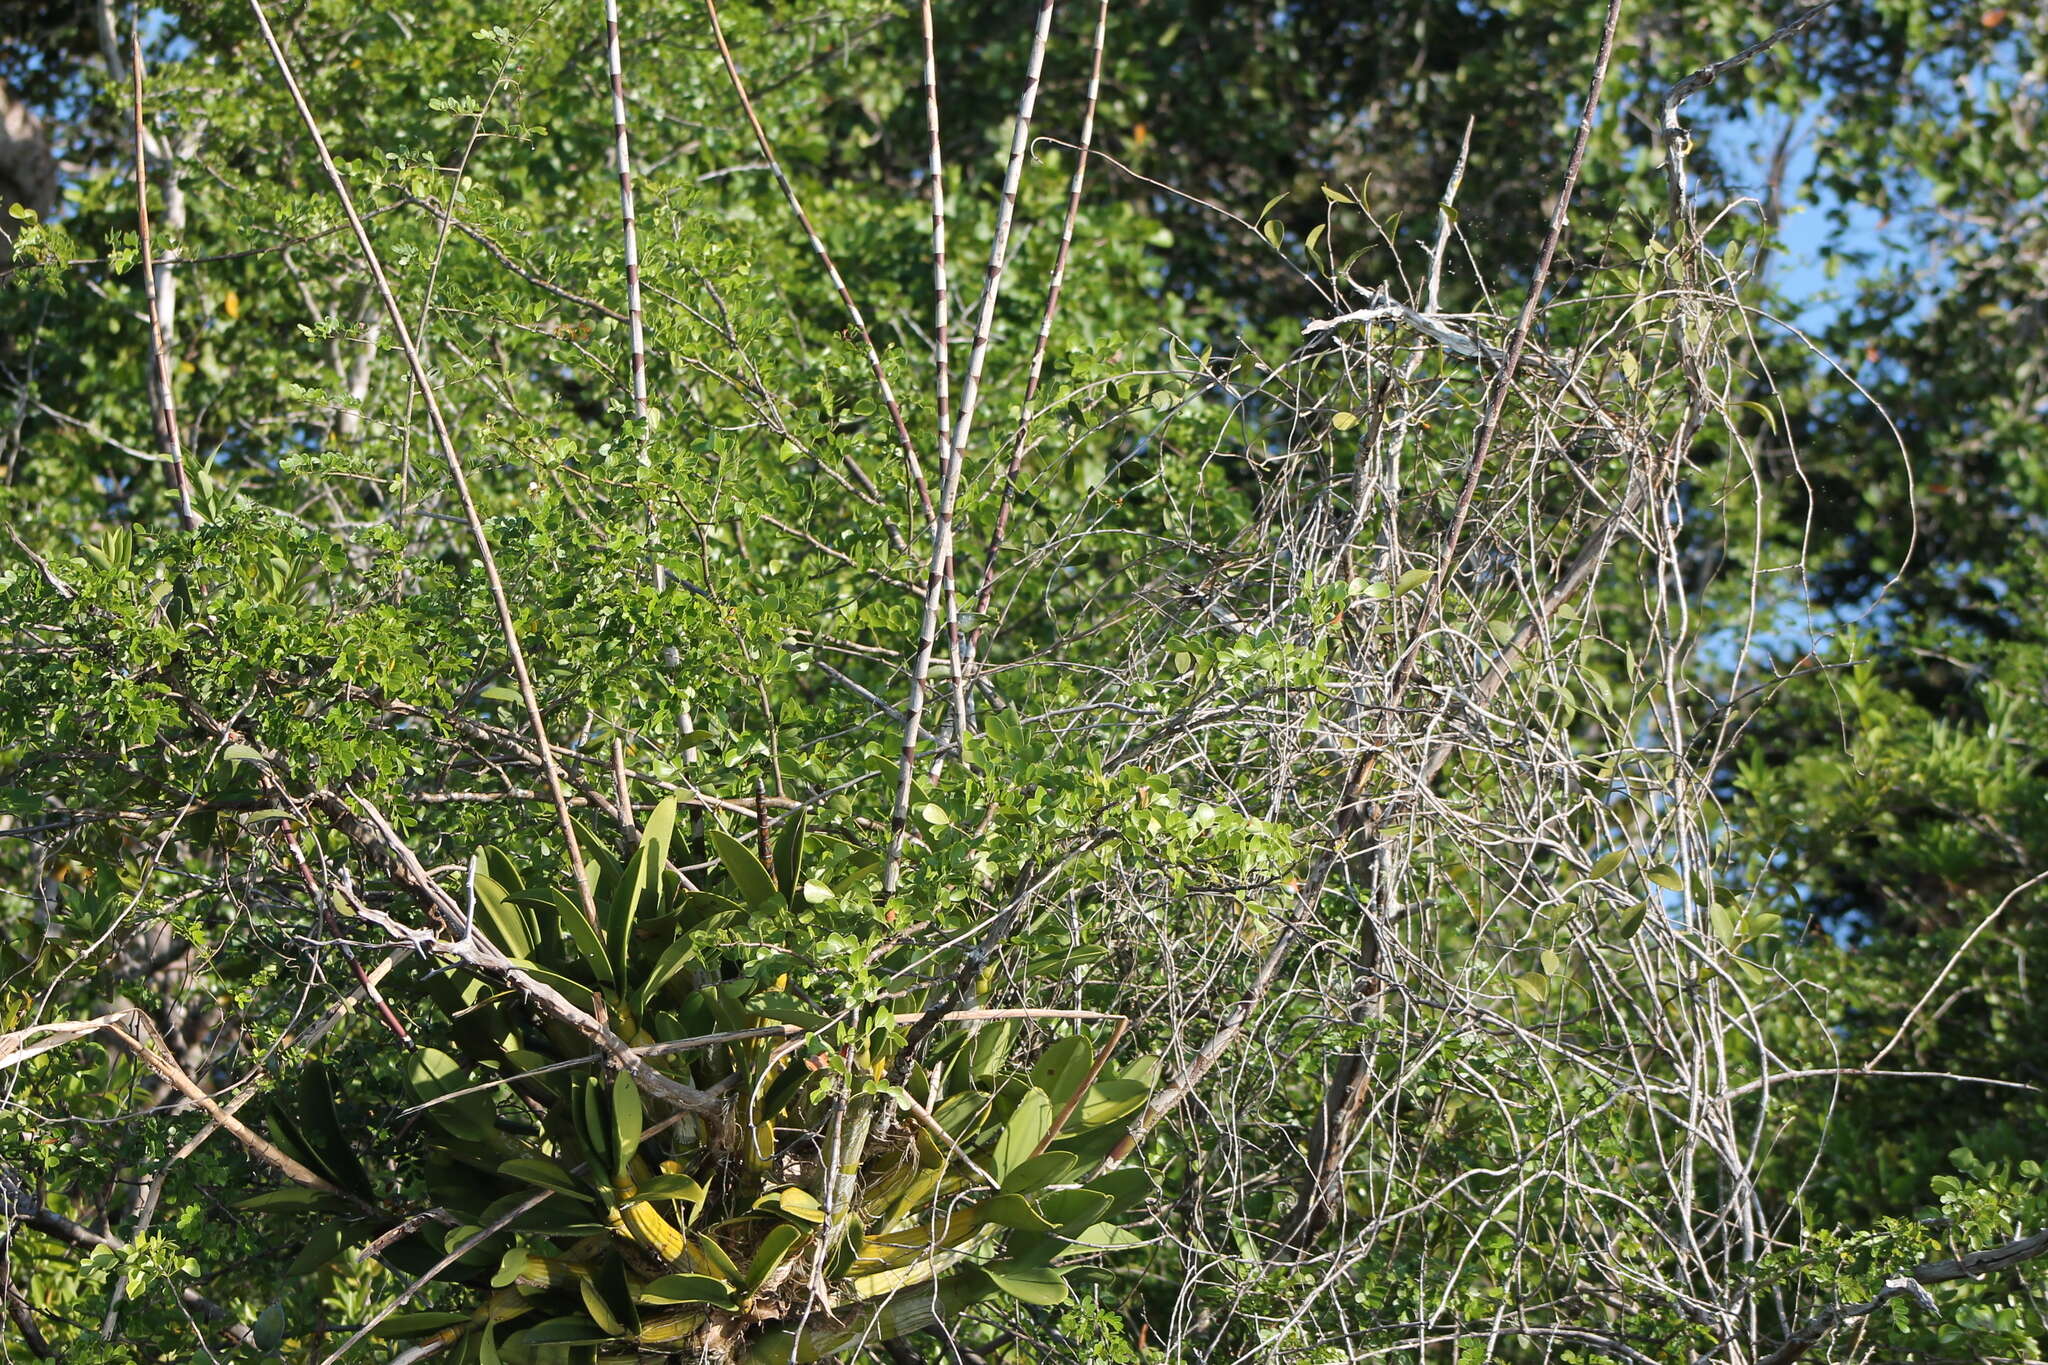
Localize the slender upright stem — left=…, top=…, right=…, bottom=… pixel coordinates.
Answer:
left=883, top=0, right=1060, bottom=896
left=247, top=0, right=598, bottom=925
left=919, top=0, right=952, bottom=471
left=603, top=0, right=661, bottom=581
left=604, top=0, right=650, bottom=446
left=970, top=0, right=1110, bottom=639
left=918, top=0, right=972, bottom=753
left=1115, top=0, right=1629, bottom=1166
left=701, top=0, right=928, bottom=534
left=1354, top=0, right=1626, bottom=832
left=605, top=0, right=662, bottom=835
left=129, top=27, right=196, bottom=532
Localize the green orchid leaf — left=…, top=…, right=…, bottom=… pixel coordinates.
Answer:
left=497, top=1158, right=591, bottom=1203
left=706, top=827, right=783, bottom=913
left=622, top=1172, right=707, bottom=1214
left=373, top=1311, right=473, bottom=1340
left=639, top=1273, right=737, bottom=1309
left=1077, top=1078, right=1149, bottom=1128
left=975, top=1192, right=1054, bottom=1231
left=771, top=808, right=806, bottom=898
left=998, top=1150, right=1076, bottom=1195
left=994, top=1086, right=1051, bottom=1179
left=745, top=1223, right=804, bottom=1290
left=1038, top=1187, right=1113, bottom=1232
left=1028, top=1035, right=1094, bottom=1105
left=296, top=1061, right=375, bottom=1197
left=692, top=1234, right=744, bottom=1284
left=967, top=1018, right=1018, bottom=1081
left=558, top=899, right=615, bottom=985
left=474, top=870, right=535, bottom=959
left=610, top=1072, right=643, bottom=1182
left=753, top=1185, right=827, bottom=1224
left=285, top=1224, right=351, bottom=1278
left=515, top=1315, right=613, bottom=1346
left=982, top=1261, right=1070, bottom=1306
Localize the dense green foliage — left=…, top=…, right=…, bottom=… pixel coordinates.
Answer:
left=1, top=1, right=2043, bottom=1362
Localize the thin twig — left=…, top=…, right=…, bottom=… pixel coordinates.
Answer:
left=314, top=1192, right=551, bottom=1365
left=884, top=0, right=1060, bottom=897
left=128, top=25, right=197, bottom=531
left=700, top=0, right=925, bottom=534
left=973, top=0, right=1112, bottom=637
left=1754, top=1226, right=2048, bottom=1365
left=0, top=1011, right=345, bottom=1197
left=246, top=0, right=598, bottom=925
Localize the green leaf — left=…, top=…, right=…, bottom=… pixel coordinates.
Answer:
left=490, top=1245, right=530, bottom=1289
left=481, top=846, right=527, bottom=893
left=1393, top=567, right=1435, bottom=596
left=1081, top=1167, right=1152, bottom=1215
left=408, top=1048, right=493, bottom=1143
left=286, top=1224, right=350, bottom=1278
left=745, top=1224, right=804, bottom=1290
left=999, top=1150, right=1077, bottom=1195
left=611, top=797, right=678, bottom=979
left=933, top=1089, right=992, bottom=1140
left=1038, top=1187, right=1112, bottom=1232
left=772, top=808, right=806, bottom=897
left=1708, top=900, right=1738, bottom=945
left=1077, top=1078, right=1149, bottom=1128
left=976, top=1192, right=1054, bottom=1231
left=253, top=1302, right=286, bottom=1353
left=640, top=1273, right=736, bottom=1309
left=473, top=871, right=533, bottom=959
left=639, top=795, right=678, bottom=876
left=516, top=1315, right=613, bottom=1346
left=1116, top=1055, right=1163, bottom=1090
left=579, top=1274, right=625, bottom=1336
left=693, top=1234, right=744, bottom=1284
left=497, top=1158, right=590, bottom=1202
left=967, top=1017, right=1017, bottom=1081
left=507, top=959, right=598, bottom=1002
left=1060, top=1222, right=1145, bottom=1256
left=1029, top=1036, right=1094, bottom=1105
left=571, top=815, right=622, bottom=895
left=706, top=828, right=783, bottom=913
left=1587, top=849, right=1627, bottom=879
left=559, top=900, right=615, bottom=985
left=235, top=1188, right=343, bottom=1212
left=1646, top=864, right=1684, bottom=893
left=995, top=1087, right=1052, bottom=1179
left=578, top=1078, right=614, bottom=1179
left=611, top=1073, right=643, bottom=1182
left=754, top=1185, right=827, bottom=1224
left=623, top=1172, right=708, bottom=1220
left=374, top=1311, right=472, bottom=1339
left=983, top=1261, right=1070, bottom=1306
left=634, top=938, right=701, bottom=1016
left=296, top=1062, right=374, bottom=1196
